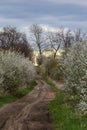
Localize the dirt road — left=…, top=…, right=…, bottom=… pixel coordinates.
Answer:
left=0, top=76, right=56, bottom=130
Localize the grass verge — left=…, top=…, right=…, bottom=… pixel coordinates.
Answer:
left=0, top=81, right=37, bottom=107
left=45, top=78, right=87, bottom=130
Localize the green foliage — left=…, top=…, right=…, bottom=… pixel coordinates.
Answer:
left=35, top=66, right=41, bottom=74
left=36, top=55, right=43, bottom=66
left=46, top=78, right=87, bottom=130
left=36, top=55, right=47, bottom=66
left=36, top=55, right=64, bottom=80
left=43, top=57, right=63, bottom=80
left=45, top=78, right=55, bottom=87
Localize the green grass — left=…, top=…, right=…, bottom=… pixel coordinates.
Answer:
left=45, top=78, right=87, bottom=130
left=0, top=81, right=37, bottom=107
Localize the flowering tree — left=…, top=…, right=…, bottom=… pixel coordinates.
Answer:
left=0, top=51, right=35, bottom=94
left=62, top=41, right=87, bottom=114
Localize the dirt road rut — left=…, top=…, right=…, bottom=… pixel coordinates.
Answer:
left=0, top=77, right=56, bottom=130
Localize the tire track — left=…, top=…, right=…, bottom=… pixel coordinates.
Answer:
left=0, top=76, right=56, bottom=130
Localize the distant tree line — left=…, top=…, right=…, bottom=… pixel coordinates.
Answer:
left=0, top=25, right=87, bottom=60
left=30, top=24, right=87, bottom=59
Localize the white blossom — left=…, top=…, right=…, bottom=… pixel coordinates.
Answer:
left=62, top=41, right=87, bottom=115
left=0, top=50, right=35, bottom=94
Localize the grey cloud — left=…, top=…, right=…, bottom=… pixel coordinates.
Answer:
left=46, top=0, right=87, bottom=6
left=0, top=0, right=86, bottom=31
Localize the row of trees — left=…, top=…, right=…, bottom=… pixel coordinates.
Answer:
left=30, top=25, right=87, bottom=115
left=34, top=29, right=87, bottom=115
left=30, top=24, right=87, bottom=59
left=0, top=27, right=36, bottom=94
left=0, top=26, right=35, bottom=94
left=0, top=25, right=86, bottom=61
left=62, top=42, right=87, bottom=115
left=1, top=24, right=87, bottom=114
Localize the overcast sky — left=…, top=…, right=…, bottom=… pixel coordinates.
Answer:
left=0, top=0, right=87, bottom=32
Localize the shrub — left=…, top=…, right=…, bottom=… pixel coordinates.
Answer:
left=42, top=56, right=63, bottom=80
left=0, top=51, right=35, bottom=94
left=62, top=42, right=87, bottom=115
left=36, top=55, right=47, bottom=66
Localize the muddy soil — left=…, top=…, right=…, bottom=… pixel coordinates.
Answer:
left=0, top=76, right=56, bottom=130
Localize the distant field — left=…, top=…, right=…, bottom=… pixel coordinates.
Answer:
left=33, top=49, right=63, bottom=65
